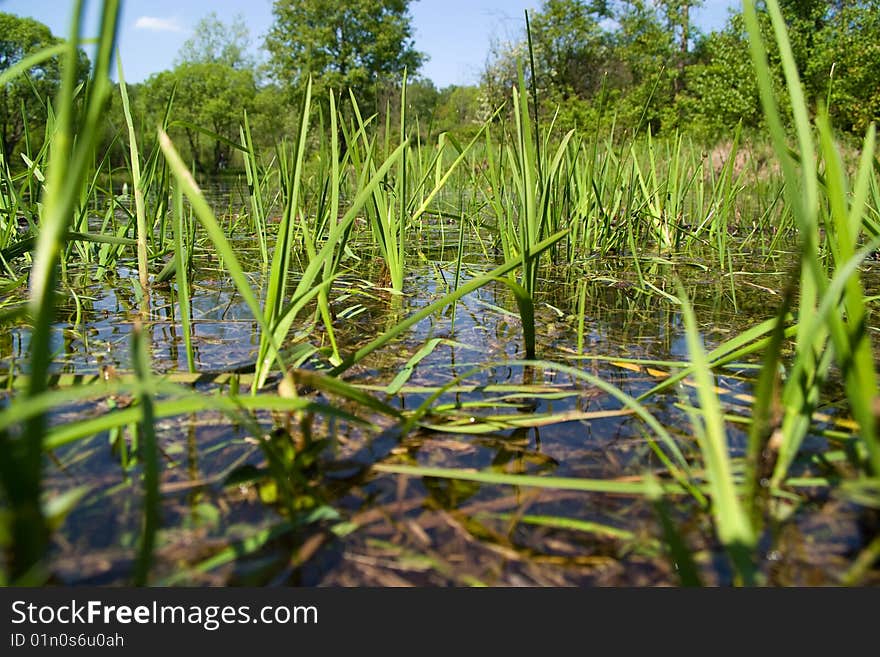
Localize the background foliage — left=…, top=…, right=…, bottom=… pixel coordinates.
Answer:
left=2, top=1, right=879, bottom=173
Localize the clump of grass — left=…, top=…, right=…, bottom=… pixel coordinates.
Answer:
left=743, top=0, right=879, bottom=486
left=484, top=57, right=573, bottom=358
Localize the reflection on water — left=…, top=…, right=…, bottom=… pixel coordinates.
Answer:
left=2, top=179, right=878, bottom=585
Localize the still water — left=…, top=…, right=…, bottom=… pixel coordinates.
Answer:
left=2, top=184, right=877, bottom=585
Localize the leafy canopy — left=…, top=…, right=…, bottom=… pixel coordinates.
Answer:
left=265, top=0, right=425, bottom=103
left=175, top=11, right=254, bottom=70
left=0, top=12, right=89, bottom=161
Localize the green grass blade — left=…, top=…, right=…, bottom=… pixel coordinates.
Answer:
left=172, top=184, right=195, bottom=372
left=678, top=282, right=756, bottom=584
left=117, top=58, right=150, bottom=304
left=372, top=463, right=669, bottom=496
left=8, top=0, right=120, bottom=579
left=131, top=322, right=159, bottom=586
left=158, top=129, right=287, bottom=383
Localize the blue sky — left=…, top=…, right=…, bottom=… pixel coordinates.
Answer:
left=1, top=0, right=739, bottom=87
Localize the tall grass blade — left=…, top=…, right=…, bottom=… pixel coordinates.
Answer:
left=117, top=58, right=150, bottom=306
left=158, top=129, right=288, bottom=382
left=678, top=283, right=756, bottom=584
left=131, top=321, right=159, bottom=585
left=744, top=0, right=826, bottom=486
left=2, top=0, right=120, bottom=579
left=172, top=184, right=195, bottom=372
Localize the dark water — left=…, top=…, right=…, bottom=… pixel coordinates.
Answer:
left=2, top=188, right=879, bottom=586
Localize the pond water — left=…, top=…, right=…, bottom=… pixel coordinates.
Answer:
left=2, top=184, right=878, bottom=586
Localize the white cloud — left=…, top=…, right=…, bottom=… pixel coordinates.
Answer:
left=134, top=16, right=183, bottom=33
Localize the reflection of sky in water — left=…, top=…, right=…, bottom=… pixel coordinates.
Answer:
left=4, top=231, right=869, bottom=393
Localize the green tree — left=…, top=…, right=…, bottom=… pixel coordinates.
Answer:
left=176, top=11, right=254, bottom=70
left=248, top=83, right=293, bottom=150
left=479, top=35, right=527, bottom=116
left=400, top=77, right=438, bottom=138
left=0, top=12, right=89, bottom=162
left=655, top=0, right=703, bottom=94
left=807, top=0, right=880, bottom=133
left=479, top=1, right=614, bottom=123
left=530, top=0, right=614, bottom=100
left=141, top=12, right=263, bottom=172
left=433, top=85, right=482, bottom=137
left=265, top=0, right=425, bottom=105
left=679, top=1, right=879, bottom=139
left=478, top=0, right=680, bottom=132
left=776, top=0, right=836, bottom=78
left=144, top=63, right=256, bottom=172
left=612, top=0, right=677, bottom=131
left=683, top=14, right=764, bottom=138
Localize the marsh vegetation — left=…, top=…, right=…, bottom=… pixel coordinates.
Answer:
left=1, top=0, right=879, bottom=586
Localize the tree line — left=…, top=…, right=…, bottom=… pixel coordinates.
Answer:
left=2, top=0, right=879, bottom=174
